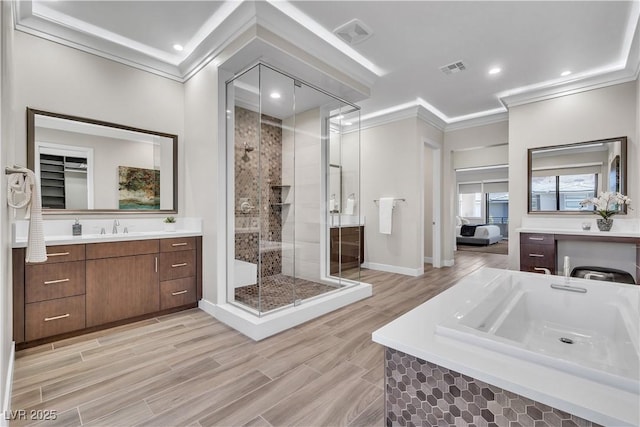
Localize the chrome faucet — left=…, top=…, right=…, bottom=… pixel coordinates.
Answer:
left=112, top=219, right=120, bottom=234
left=563, top=256, right=571, bottom=283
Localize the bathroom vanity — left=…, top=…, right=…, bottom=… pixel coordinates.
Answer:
left=13, top=232, right=202, bottom=348
left=519, top=230, right=640, bottom=282
left=329, top=226, right=364, bottom=274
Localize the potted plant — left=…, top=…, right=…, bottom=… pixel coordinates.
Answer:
left=579, top=192, right=631, bottom=231
left=163, top=216, right=176, bottom=232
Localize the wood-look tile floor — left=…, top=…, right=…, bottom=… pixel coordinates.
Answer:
left=11, top=251, right=508, bottom=427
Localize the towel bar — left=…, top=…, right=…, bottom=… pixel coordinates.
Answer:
left=5, top=165, right=27, bottom=175
left=373, top=198, right=406, bottom=203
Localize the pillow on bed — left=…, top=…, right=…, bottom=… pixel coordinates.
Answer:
left=455, top=216, right=462, bottom=226
left=460, top=225, right=476, bottom=236
left=461, top=217, right=470, bottom=225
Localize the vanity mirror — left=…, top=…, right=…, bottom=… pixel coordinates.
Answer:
left=27, top=108, right=177, bottom=214
left=528, top=137, right=627, bottom=214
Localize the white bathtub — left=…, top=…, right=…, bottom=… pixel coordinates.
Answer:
left=436, top=273, right=639, bottom=393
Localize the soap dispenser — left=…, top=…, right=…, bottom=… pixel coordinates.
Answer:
left=72, top=218, right=82, bottom=236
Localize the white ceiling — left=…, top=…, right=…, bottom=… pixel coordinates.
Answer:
left=14, top=0, right=640, bottom=128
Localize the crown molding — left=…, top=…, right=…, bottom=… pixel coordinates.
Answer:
left=499, top=65, right=639, bottom=109
left=359, top=104, right=423, bottom=132
left=13, top=0, right=378, bottom=95
left=444, top=113, right=509, bottom=132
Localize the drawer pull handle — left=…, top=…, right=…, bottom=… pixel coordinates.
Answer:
left=44, top=278, right=70, bottom=285
left=172, top=243, right=188, bottom=247
left=44, top=313, right=70, bottom=322
left=171, top=290, right=188, bottom=296
left=528, top=254, right=544, bottom=258
left=47, top=252, right=70, bottom=257
left=528, top=237, right=544, bottom=241
left=171, top=263, right=188, bottom=268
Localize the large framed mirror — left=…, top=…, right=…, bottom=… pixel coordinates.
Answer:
left=27, top=108, right=177, bottom=214
left=527, top=137, right=627, bottom=214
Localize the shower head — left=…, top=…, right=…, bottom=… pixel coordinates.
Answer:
left=244, top=142, right=255, bottom=153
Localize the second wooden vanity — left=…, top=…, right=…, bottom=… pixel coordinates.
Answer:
left=13, top=235, right=202, bottom=348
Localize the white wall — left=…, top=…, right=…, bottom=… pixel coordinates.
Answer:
left=508, top=80, right=638, bottom=269
left=13, top=31, right=185, bottom=215
left=184, top=60, right=219, bottom=303
left=442, top=121, right=509, bottom=263
left=0, top=1, right=14, bottom=418
left=282, top=108, right=323, bottom=282
left=361, top=118, right=423, bottom=275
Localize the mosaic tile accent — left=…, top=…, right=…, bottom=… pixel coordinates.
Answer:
left=234, top=106, right=284, bottom=275
left=235, top=274, right=340, bottom=312
left=385, top=348, right=603, bottom=427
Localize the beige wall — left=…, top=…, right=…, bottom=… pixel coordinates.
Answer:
left=417, top=119, right=444, bottom=263
left=183, top=61, right=219, bottom=302
left=443, top=121, right=508, bottom=263
left=0, top=0, right=13, bottom=414
left=13, top=31, right=185, bottom=216
left=508, top=80, right=638, bottom=269
left=453, top=144, right=508, bottom=170
left=361, top=118, right=422, bottom=273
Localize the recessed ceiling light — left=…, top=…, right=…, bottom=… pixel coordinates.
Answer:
left=561, top=70, right=572, bottom=77
left=270, top=92, right=281, bottom=99
left=336, top=115, right=344, bottom=119
left=173, top=44, right=184, bottom=52
left=344, top=122, right=353, bottom=126
left=488, top=67, right=501, bottom=75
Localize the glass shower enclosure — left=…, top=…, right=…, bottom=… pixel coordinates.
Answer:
left=226, top=63, right=361, bottom=316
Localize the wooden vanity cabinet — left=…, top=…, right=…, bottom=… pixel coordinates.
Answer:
left=13, top=236, right=203, bottom=348
left=86, top=253, right=160, bottom=327
left=159, top=237, right=197, bottom=310
left=330, top=226, right=364, bottom=274
left=519, top=233, right=556, bottom=274
left=22, top=244, right=87, bottom=341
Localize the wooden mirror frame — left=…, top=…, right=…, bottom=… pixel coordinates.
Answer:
left=527, top=136, right=627, bottom=214
left=27, top=108, right=178, bottom=214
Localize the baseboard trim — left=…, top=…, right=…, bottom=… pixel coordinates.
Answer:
left=2, top=342, right=15, bottom=427
left=423, top=257, right=433, bottom=264
left=361, top=262, right=423, bottom=277
left=443, top=259, right=455, bottom=267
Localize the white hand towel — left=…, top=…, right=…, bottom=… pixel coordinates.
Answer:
left=379, top=197, right=394, bottom=235
left=344, top=198, right=355, bottom=215
left=8, top=168, right=47, bottom=263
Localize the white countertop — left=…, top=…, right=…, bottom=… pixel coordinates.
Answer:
left=517, top=227, right=640, bottom=238
left=12, top=230, right=202, bottom=248
left=372, top=267, right=639, bottom=426
left=11, top=217, right=203, bottom=248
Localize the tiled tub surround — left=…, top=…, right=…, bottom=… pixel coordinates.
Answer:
left=372, top=268, right=639, bottom=426
left=385, top=348, right=601, bottom=427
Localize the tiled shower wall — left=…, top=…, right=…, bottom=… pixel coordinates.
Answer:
left=234, top=106, right=283, bottom=278
left=385, top=348, right=602, bottom=427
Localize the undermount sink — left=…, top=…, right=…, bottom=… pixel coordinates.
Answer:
left=80, top=231, right=150, bottom=239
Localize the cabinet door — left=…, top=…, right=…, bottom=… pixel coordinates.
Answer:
left=86, top=254, right=159, bottom=327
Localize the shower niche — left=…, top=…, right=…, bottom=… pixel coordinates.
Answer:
left=225, top=63, right=365, bottom=317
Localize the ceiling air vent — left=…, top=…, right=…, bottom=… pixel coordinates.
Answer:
left=333, top=19, right=373, bottom=45
left=439, top=61, right=467, bottom=75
